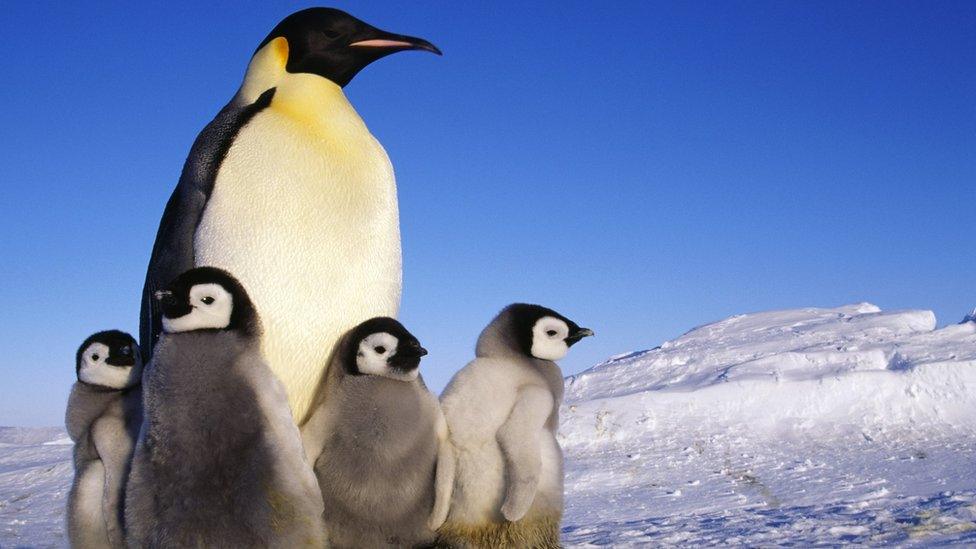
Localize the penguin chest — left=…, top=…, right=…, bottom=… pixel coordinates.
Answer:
left=70, top=458, right=107, bottom=538
left=194, top=108, right=402, bottom=420
left=535, top=430, right=565, bottom=515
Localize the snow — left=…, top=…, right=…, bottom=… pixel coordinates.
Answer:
left=0, top=428, right=72, bottom=547
left=561, top=303, right=976, bottom=546
left=3, top=303, right=976, bottom=547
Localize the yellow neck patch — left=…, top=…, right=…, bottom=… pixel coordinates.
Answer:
left=270, top=73, right=365, bottom=138
left=240, top=37, right=289, bottom=103
left=237, top=37, right=366, bottom=141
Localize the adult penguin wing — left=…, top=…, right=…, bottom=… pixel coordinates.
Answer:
left=139, top=88, right=276, bottom=357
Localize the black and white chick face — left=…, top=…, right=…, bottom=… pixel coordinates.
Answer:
left=159, top=282, right=233, bottom=333
left=156, top=267, right=258, bottom=335
left=509, top=304, right=594, bottom=361
left=75, top=330, right=142, bottom=390
left=347, top=317, right=427, bottom=382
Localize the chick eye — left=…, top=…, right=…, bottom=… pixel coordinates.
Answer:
left=546, top=330, right=558, bottom=337
left=201, top=296, right=215, bottom=305
left=374, top=346, right=386, bottom=354
left=91, top=354, right=100, bottom=361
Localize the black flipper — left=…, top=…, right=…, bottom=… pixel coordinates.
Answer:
left=139, top=88, right=276, bottom=358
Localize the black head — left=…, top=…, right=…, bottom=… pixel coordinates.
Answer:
left=75, top=330, right=139, bottom=375
left=255, top=7, right=441, bottom=88
left=154, top=267, right=259, bottom=336
left=503, top=303, right=594, bottom=360
left=342, top=316, right=427, bottom=379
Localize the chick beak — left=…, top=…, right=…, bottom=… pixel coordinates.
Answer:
left=105, top=348, right=136, bottom=367
left=566, top=328, right=595, bottom=346
left=399, top=344, right=429, bottom=359
left=155, top=290, right=191, bottom=319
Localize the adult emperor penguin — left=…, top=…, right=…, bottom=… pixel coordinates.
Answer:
left=302, top=317, right=454, bottom=548
left=65, top=330, right=143, bottom=549
left=139, top=8, right=441, bottom=422
left=125, top=267, right=325, bottom=548
left=438, top=304, right=593, bottom=548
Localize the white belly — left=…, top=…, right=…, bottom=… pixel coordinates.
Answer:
left=71, top=460, right=108, bottom=544
left=194, top=100, right=401, bottom=422
left=452, top=440, right=506, bottom=523
left=536, top=432, right=565, bottom=515
left=452, top=430, right=564, bottom=524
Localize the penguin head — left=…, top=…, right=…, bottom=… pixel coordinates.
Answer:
left=254, top=8, right=441, bottom=88
left=75, top=330, right=142, bottom=390
left=504, top=303, right=594, bottom=361
left=343, top=317, right=427, bottom=381
left=155, top=267, right=259, bottom=336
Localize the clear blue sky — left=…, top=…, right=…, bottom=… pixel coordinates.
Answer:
left=1, top=2, right=973, bottom=426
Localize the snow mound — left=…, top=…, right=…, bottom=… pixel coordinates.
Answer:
left=563, top=303, right=976, bottom=436
left=559, top=304, right=976, bottom=546
left=565, top=303, right=974, bottom=399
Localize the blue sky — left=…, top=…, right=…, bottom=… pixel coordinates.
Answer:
left=1, top=2, right=973, bottom=426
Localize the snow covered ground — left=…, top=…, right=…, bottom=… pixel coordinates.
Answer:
left=3, top=303, right=975, bottom=546
left=0, top=427, right=73, bottom=547
left=561, top=303, right=976, bottom=546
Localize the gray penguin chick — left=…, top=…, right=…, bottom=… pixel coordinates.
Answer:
left=302, top=317, right=454, bottom=548
left=438, top=304, right=593, bottom=549
left=124, top=267, right=325, bottom=548
left=66, top=330, right=143, bottom=549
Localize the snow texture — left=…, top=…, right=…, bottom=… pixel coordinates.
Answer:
left=3, top=303, right=976, bottom=547
left=0, top=428, right=72, bottom=546
left=561, top=303, right=976, bottom=546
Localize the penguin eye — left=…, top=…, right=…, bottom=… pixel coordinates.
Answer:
left=91, top=354, right=100, bottom=361
left=201, top=296, right=215, bottom=305
left=374, top=346, right=386, bottom=354
left=322, top=29, right=341, bottom=40
left=546, top=330, right=558, bottom=337
left=120, top=346, right=131, bottom=356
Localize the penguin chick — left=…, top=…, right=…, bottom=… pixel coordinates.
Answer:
left=302, top=317, right=454, bottom=548
left=438, top=304, right=594, bottom=549
left=125, top=267, right=325, bottom=548
left=65, top=330, right=143, bottom=549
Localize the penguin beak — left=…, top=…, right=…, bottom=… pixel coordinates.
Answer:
left=155, top=290, right=191, bottom=319
left=397, top=344, right=428, bottom=360
left=106, top=356, right=135, bottom=367
left=349, top=29, right=442, bottom=55
left=565, top=328, right=595, bottom=346
left=389, top=343, right=427, bottom=370
left=106, top=347, right=136, bottom=367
